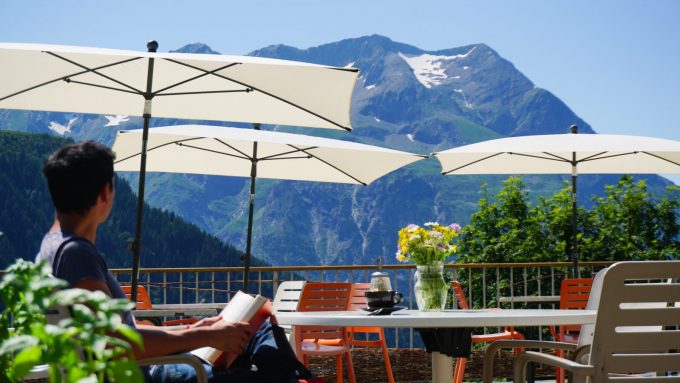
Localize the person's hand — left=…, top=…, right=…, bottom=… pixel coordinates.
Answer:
left=207, top=321, right=252, bottom=354
left=191, top=315, right=223, bottom=328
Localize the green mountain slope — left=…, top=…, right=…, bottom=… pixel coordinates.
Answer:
left=0, top=131, right=255, bottom=269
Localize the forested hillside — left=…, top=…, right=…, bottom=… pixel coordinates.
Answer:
left=0, top=131, right=255, bottom=269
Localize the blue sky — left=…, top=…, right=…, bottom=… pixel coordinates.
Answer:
left=2, top=0, right=679, bottom=181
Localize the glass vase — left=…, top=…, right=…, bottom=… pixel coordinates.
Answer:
left=414, top=262, right=448, bottom=311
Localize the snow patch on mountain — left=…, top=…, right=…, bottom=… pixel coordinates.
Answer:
left=366, top=84, right=376, bottom=90
left=398, top=47, right=476, bottom=88
left=454, top=89, right=474, bottom=109
left=374, top=117, right=381, bottom=123
left=345, top=61, right=355, bottom=68
left=407, top=134, right=415, bottom=142
left=104, top=115, right=130, bottom=127
left=48, top=117, right=78, bottom=136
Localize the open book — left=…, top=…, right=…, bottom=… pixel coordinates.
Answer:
left=190, top=291, right=272, bottom=367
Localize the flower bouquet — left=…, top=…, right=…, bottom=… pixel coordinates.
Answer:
left=396, top=222, right=461, bottom=311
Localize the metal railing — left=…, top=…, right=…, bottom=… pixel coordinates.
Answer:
left=110, top=261, right=614, bottom=349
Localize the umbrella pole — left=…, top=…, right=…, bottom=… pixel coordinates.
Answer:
left=243, top=123, right=261, bottom=293
left=570, top=124, right=580, bottom=277
left=130, top=40, right=158, bottom=304
left=571, top=169, right=579, bottom=277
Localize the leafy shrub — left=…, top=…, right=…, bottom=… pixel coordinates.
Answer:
left=0, top=259, right=143, bottom=383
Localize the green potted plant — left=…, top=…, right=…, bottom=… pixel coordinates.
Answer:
left=0, top=259, right=143, bottom=383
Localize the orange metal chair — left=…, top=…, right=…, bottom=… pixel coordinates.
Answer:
left=320, top=283, right=395, bottom=383
left=121, top=285, right=198, bottom=327
left=548, top=277, right=594, bottom=383
left=295, top=282, right=356, bottom=383
left=451, top=281, right=524, bottom=383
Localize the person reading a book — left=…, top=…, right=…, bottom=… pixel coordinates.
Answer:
left=36, top=141, right=300, bottom=383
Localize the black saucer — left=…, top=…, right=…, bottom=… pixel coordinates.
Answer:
left=361, top=305, right=406, bottom=314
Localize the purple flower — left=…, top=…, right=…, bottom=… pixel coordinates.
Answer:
left=449, top=223, right=462, bottom=233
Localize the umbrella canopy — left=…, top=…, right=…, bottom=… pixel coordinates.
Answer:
left=112, top=124, right=425, bottom=289
left=433, top=126, right=680, bottom=271
left=0, top=41, right=358, bottom=299
left=433, top=132, right=680, bottom=175
left=0, top=42, right=357, bottom=130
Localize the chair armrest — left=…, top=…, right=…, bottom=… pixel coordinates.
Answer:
left=138, top=354, right=208, bottom=383
left=514, top=351, right=595, bottom=383
left=482, top=340, right=578, bottom=383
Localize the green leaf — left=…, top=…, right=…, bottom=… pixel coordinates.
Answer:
left=107, top=360, right=144, bottom=383
left=9, top=345, right=42, bottom=380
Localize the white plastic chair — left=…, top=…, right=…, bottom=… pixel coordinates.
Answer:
left=272, top=280, right=306, bottom=340
left=482, top=267, right=608, bottom=382
left=510, top=261, right=680, bottom=382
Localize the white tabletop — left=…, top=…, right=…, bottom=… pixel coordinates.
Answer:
left=275, top=309, right=596, bottom=328
left=278, top=309, right=596, bottom=383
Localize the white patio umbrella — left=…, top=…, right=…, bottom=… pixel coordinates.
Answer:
left=112, top=124, right=425, bottom=289
left=0, top=41, right=358, bottom=299
left=432, top=125, right=680, bottom=270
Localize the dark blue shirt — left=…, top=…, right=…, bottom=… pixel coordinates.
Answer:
left=35, top=231, right=137, bottom=329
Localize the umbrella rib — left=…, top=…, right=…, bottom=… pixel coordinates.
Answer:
left=177, top=142, right=251, bottom=160
left=113, top=137, right=206, bottom=164
left=154, top=89, right=252, bottom=96
left=163, top=59, right=352, bottom=131
left=214, top=138, right=253, bottom=160
left=441, top=152, right=505, bottom=175
left=535, top=152, right=570, bottom=162
left=60, top=79, right=141, bottom=95
left=258, top=146, right=317, bottom=161
left=287, top=144, right=366, bottom=185
left=580, top=150, right=680, bottom=168
left=641, top=151, right=680, bottom=167
left=151, top=62, right=244, bottom=95
left=578, top=151, right=641, bottom=163
left=259, top=155, right=314, bottom=161
left=46, top=52, right=145, bottom=94
left=0, top=55, right=144, bottom=102
left=576, top=151, right=610, bottom=162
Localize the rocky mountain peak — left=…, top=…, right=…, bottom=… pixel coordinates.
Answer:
left=171, top=43, right=221, bottom=55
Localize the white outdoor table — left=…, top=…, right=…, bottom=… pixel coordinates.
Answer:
left=276, top=309, right=596, bottom=383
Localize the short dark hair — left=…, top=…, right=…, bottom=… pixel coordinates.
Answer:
left=43, top=141, right=116, bottom=215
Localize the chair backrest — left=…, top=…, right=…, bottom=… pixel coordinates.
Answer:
left=297, top=282, right=352, bottom=312
left=273, top=280, right=306, bottom=313
left=120, top=285, right=153, bottom=310
left=559, top=278, right=593, bottom=309
left=348, top=283, right=370, bottom=311
left=587, top=261, right=680, bottom=380
left=451, top=280, right=470, bottom=310
left=558, top=278, right=594, bottom=334
left=296, top=282, right=352, bottom=341
left=576, top=268, right=607, bottom=349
